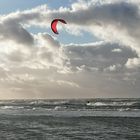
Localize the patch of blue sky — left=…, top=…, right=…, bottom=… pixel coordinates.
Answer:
left=0, top=0, right=75, bottom=14
left=57, top=30, right=100, bottom=44
left=28, top=26, right=100, bottom=45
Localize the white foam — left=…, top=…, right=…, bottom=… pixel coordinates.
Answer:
left=86, top=101, right=137, bottom=106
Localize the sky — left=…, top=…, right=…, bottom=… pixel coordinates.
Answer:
left=0, top=0, right=140, bottom=99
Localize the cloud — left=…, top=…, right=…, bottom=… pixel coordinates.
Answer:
left=0, top=0, right=140, bottom=98
left=1, top=0, right=140, bottom=50
left=0, top=19, right=34, bottom=46
left=64, top=42, right=138, bottom=72
left=51, top=1, right=140, bottom=53
left=126, top=58, right=140, bottom=69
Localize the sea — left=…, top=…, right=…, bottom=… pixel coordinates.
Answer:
left=0, top=98, right=140, bottom=140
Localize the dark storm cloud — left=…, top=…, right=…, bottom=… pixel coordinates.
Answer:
left=64, top=42, right=138, bottom=72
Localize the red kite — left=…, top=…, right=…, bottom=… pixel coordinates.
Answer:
left=51, top=19, right=67, bottom=34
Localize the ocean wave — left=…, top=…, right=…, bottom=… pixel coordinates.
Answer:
left=0, top=106, right=24, bottom=110
left=0, top=99, right=140, bottom=111
left=54, top=106, right=68, bottom=110
left=118, top=108, right=130, bottom=112
left=86, top=101, right=137, bottom=107
left=29, top=100, right=69, bottom=105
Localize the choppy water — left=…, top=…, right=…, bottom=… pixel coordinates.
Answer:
left=0, top=98, right=140, bottom=139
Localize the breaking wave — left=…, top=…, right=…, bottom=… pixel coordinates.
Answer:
left=86, top=101, right=137, bottom=107
left=0, top=98, right=140, bottom=111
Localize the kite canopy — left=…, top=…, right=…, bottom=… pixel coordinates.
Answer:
left=51, top=19, right=67, bottom=34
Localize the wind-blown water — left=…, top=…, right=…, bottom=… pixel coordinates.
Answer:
left=0, top=98, right=140, bottom=139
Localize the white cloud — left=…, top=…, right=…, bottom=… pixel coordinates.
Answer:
left=126, top=58, right=140, bottom=69
left=0, top=0, right=140, bottom=98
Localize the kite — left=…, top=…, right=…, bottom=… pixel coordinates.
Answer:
left=51, top=19, right=67, bottom=34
